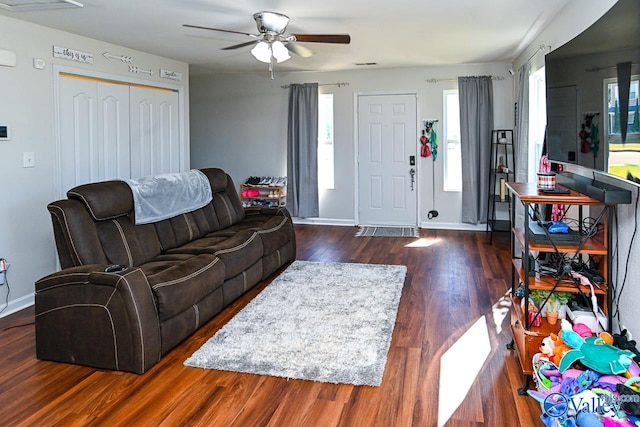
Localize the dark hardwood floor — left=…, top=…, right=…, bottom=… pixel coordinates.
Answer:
left=0, top=225, right=543, bottom=426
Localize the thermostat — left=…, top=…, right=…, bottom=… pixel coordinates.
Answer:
left=0, top=125, right=10, bottom=141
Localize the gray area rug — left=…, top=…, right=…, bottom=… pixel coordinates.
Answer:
left=356, top=226, right=419, bottom=237
left=184, top=260, right=407, bottom=386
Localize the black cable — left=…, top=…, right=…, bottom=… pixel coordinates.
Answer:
left=613, top=186, right=639, bottom=324
left=612, top=205, right=620, bottom=323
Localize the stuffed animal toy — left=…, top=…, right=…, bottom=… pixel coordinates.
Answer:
left=572, top=322, right=593, bottom=338
left=561, top=329, right=585, bottom=350
left=540, top=336, right=556, bottom=361
left=613, top=329, right=640, bottom=363
left=559, top=336, right=636, bottom=375
left=550, top=333, right=572, bottom=362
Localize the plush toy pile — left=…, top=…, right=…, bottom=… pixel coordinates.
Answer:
left=531, top=320, right=640, bottom=427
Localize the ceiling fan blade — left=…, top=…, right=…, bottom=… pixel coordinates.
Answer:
left=183, top=24, right=256, bottom=38
left=222, top=40, right=259, bottom=50
left=291, top=34, right=351, bottom=44
left=285, top=42, right=314, bottom=58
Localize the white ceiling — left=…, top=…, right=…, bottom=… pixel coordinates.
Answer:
left=0, top=0, right=572, bottom=74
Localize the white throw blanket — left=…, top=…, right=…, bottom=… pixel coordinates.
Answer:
left=126, top=170, right=212, bottom=225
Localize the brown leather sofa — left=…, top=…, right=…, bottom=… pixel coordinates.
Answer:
left=35, top=168, right=295, bottom=374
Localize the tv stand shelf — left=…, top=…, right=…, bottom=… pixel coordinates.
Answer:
left=505, top=181, right=622, bottom=392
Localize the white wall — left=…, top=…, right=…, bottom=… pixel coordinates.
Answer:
left=0, top=15, right=190, bottom=316
left=190, top=63, right=514, bottom=228
left=513, top=0, right=639, bottom=340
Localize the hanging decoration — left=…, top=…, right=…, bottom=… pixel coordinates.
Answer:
left=128, top=65, right=153, bottom=75
left=102, top=52, right=133, bottom=63
left=580, top=112, right=600, bottom=161
left=422, top=120, right=439, bottom=160
left=420, top=130, right=430, bottom=157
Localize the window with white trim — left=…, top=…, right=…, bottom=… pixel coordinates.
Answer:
left=443, top=90, right=462, bottom=191
left=318, top=94, right=335, bottom=189
left=606, top=75, right=640, bottom=178
left=528, top=67, right=547, bottom=182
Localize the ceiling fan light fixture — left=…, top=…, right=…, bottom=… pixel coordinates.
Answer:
left=271, top=41, right=290, bottom=63
left=251, top=41, right=272, bottom=63
left=253, top=11, right=289, bottom=34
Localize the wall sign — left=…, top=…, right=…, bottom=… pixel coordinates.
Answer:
left=160, top=69, right=182, bottom=81
left=53, top=46, right=94, bottom=64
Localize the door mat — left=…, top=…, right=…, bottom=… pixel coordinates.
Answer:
left=355, top=226, right=419, bottom=237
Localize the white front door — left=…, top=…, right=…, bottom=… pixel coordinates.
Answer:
left=357, top=93, right=418, bottom=226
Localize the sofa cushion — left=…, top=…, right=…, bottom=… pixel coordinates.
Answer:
left=153, top=204, right=221, bottom=252
left=68, top=181, right=134, bottom=220
left=166, top=230, right=263, bottom=279
left=199, top=168, right=245, bottom=228
left=95, top=217, right=161, bottom=267
left=142, top=253, right=224, bottom=322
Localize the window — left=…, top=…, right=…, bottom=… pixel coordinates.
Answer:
left=443, top=90, right=461, bottom=191
left=528, top=67, right=547, bottom=182
left=318, top=94, right=334, bottom=189
left=606, top=75, right=640, bottom=178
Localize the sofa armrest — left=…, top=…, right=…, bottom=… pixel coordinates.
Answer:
left=35, top=265, right=161, bottom=374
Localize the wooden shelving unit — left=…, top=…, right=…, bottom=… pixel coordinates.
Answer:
left=506, top=181, right=616, bottom=394
left=239, top=183, right=287, bottom=208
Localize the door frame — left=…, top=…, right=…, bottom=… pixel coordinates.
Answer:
left=52, top=64, right=187, bottom=199
left=353, top=90, right=420, bottom=226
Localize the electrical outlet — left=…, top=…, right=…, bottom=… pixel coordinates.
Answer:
left=620, top=325, right=633, bottom=341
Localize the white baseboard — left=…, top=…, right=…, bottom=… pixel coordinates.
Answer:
left=292, top=218, right=355, bottom=227
left=0, top=292, right=34, bottom=318
left=420, top=221, right=487, bottom=231
left=293, top=218, right=487, bottom=232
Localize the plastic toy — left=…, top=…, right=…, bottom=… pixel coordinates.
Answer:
left=559, top=336, right=636, bottom=374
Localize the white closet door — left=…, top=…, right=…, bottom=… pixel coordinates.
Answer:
left=58, top=76, right=130, bottom=195
left=99, top=83, right=131, bottom=181
left=129, top=86, right=180, bottom=178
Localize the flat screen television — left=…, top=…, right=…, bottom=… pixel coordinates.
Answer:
left=545, top=0, right=640, bottom=184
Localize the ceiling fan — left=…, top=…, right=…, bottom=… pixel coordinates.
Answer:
left=184, top=11, right=351, bottom=78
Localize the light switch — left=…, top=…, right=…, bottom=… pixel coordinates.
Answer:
left=33, top=58, right=46, bottom=70
left=23, top=152, right=35, bottom=168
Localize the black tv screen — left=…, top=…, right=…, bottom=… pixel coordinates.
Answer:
left=545, top=0, right=640, bottom=184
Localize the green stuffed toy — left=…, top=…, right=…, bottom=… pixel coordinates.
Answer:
left=559, top=335, right=636, bottom=375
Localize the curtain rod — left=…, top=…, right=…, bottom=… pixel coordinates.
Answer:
left=426, top=76, right=505, bottom=83
left=527, top=44, right=551, bottom=64
left=586, top=62, right=640, bottom=72
left=281, top=82, right=350, bottom=89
